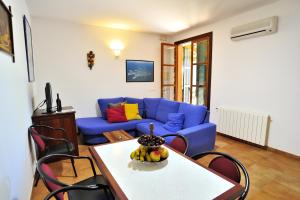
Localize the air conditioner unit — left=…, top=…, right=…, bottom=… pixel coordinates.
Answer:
left=230, top=16, right=278, bottom=41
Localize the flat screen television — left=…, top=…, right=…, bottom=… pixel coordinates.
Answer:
left=45, top=82, right=53, bottom=113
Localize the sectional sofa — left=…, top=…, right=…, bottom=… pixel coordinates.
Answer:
left=76, top=97, right=216, bottom=157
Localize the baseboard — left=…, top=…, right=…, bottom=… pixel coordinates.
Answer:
left=216, top=132, right=299, bottom=159
left=266, top=146, right=299, bottom=160
left=217, top=132, right=266, bottom=149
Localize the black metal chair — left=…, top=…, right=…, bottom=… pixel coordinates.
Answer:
left=161, top=133, right=189, bottom=155
left=37, top=154, right=114, bottom=200
left=192, top=151, right=250, bottom=200
left=29, top=125, right=77, bottom=186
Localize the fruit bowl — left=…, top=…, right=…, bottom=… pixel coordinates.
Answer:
left=130, top=135, right=169, bottom=163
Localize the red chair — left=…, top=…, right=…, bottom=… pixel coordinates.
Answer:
left=161, top=133, right=188, bottom=155
left=29, top=125, right=77, bottom=186
left=192, top=151, right=250, bottom=200
left=37, top=154, right=113, bottom=200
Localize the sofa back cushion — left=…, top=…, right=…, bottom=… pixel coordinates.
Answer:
left=143, top=98, right=162, bottom=119
left=124, top=97, right=144, bottom=117
left=98, top=97, right=124, bottom=119
left=155, top=99, right=180, bottom=123
left=178, top=103, right=207, bottom=128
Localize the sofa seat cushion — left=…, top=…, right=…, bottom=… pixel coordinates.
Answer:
left=136, top=121, right=175, bottom=138
left=178, top=103, right=207, bottom=128
left=76, top=117, right=154, bottom=135
left=143, top=98, right=161, bottom=119
left=155, top=99, right=180, bottom=123
left=124, top=97, right=144, bottom=117
left=98, top=97, right=124, bottom=119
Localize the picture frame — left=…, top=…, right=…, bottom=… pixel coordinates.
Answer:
left=23, top=15, right=35, bottom=82
left=0, top=0, right=14, bottom=62
left=126, top=60, right=154, bottom=82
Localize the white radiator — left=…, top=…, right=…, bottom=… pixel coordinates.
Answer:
left=216, top=107, right=270, bottom=146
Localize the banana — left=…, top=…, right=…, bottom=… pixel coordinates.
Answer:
left=135, top=149, right=140, bottom=156
left=141, top=149, right=146, bottom=157
left=134, top=154, right=140, bottom=160
left=130, top=151, right=136, bottom=159
left=140, top=156, right=145, bottom=162
left=145, top=153, right=152, bottom=162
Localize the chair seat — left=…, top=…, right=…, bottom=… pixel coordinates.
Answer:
left=46, top=142, right=75, bottom=155
left=68, top=175, right=113, bottom=200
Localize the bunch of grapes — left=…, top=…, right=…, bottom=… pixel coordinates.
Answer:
left=138, top=135, right=165, bottom=147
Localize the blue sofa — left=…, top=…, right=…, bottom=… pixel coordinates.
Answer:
left=76, top=97, right=216, bottom=157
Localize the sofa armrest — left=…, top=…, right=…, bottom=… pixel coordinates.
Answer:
left=177, top=123, right=216, bottom=157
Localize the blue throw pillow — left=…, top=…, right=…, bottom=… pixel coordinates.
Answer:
left=163, top=113, right=185, bottom=132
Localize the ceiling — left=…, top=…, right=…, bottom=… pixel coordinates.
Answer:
left=26, top=0, right=278, bottom=34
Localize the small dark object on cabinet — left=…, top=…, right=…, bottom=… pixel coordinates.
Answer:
left=45, top=82, right=53, bottom=113
left=56, top=93, right=62, bottom=112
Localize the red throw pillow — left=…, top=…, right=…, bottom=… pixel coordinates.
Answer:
left=106, top=105, right=128, bottom=123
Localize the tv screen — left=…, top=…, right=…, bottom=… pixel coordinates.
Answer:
left=45, top=82, right=52, bottom=113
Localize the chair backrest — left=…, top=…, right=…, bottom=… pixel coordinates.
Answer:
left=161, top=134, right=188, bottom=155
left=209, top=156, right=241, bottom=183
left=38, top=154, right=102, bottom=200
left=192, top=152, right=250, bottom=200
left=37, top=155, right=69, bottom=200
left=30, top=128, right=46, bottom=153
left=40, top=163, right=64, bottom=200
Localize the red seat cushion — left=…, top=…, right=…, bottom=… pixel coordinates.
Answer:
left=209, top=157, right=241, bottom=183
left=170, top=137, right=187, bottom=154
left=31, top=129, right=46, bottom=152
left=106, top=105, right=128, bottom=123
left=41, top=163, right=64, bottom=200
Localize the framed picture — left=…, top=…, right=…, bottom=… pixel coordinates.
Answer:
left=126, top=60, right=154, bottom=82
left=0, top=0, right=14, bottom=61
left=23, top=15, right=35, bottom=82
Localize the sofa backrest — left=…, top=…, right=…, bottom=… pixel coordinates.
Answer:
left=178, top=102, right=207, bottom=128
left=143, top=98, right=162, bottom=119
left=97, top=97, right=209, bottom=127
left=155, top=99, right=180, bottom=123
left=203, top=110, right=210, bottom=123
left=98, top=97, right=124, bottom=119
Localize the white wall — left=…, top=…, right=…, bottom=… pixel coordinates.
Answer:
left=172, top=0, right=300, bottom=156
left=32, top=18, right=161, bottom=118
left=0, top=0, right=35, bottom=199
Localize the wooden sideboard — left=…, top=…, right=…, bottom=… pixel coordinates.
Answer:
left=31, top=106, right=79, bottom=155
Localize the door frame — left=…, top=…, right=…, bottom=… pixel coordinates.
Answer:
left=175, top=32, right=213, bottom=109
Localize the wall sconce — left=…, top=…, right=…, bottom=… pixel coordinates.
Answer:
left=87, top=51, right=95, bottom=70
left=109, top=40, right=124, bottom=58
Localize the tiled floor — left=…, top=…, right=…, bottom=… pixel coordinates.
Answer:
left=30, top=135, right=300, bottom=200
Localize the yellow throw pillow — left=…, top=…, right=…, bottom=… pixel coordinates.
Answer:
left=124, top=103, right=142, bottom=120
